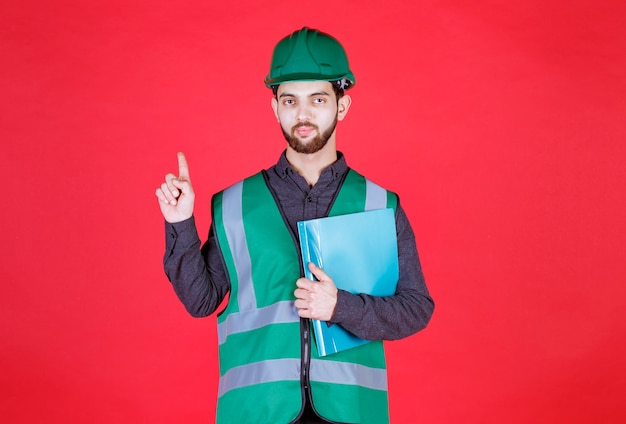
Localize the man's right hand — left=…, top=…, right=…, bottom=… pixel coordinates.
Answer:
left=155, top=152, right=195, bottom=223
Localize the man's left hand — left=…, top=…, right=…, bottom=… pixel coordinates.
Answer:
left=294, top=262, right=338, bottom=321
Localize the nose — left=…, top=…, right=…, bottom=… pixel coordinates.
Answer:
left=296, top=103, right=311, bottom=122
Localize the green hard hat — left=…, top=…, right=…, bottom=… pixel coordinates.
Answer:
left=265, top=27, right=356, bottom=90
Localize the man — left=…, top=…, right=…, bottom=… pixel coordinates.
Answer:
left=155, top=27, right=434, bottom=424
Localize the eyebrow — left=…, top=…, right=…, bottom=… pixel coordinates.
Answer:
left=278, top=91, right=331, bottom=99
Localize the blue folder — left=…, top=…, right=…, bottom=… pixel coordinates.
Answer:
left=297, top=208, right=399, bottom=356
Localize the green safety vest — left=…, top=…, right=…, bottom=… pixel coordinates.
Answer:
left=212, top=169, right=398, bottom=424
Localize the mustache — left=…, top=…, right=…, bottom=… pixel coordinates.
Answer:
left=292, top=122, right=318, bottom=130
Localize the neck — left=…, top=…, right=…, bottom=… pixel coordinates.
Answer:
left=285, top=140, right=337, bottom=187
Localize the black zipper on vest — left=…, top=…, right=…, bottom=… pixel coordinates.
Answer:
left=261, top=171, right=311, bottom=420
left=261, top=170, right=346, bottom=423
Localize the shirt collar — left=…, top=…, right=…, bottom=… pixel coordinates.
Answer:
left=275, top=150, right=348, bottom=181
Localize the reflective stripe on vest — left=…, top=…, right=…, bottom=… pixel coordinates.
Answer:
left=218, top=358, right=301, bottom=397
left=364, top=178, right=387, bottom=211
left=217, top=300, right=296, bottom=345
left=309, top=358, right=388, bottom=391
left=218, top=356, right=388, bottom=398
left=221, top=180, right=256, bottom=310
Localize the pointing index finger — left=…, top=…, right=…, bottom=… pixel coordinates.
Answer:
left=177, top=152, right=190, bottom=179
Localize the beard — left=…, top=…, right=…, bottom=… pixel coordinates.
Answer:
left=281, top=115, right=338, bottom=154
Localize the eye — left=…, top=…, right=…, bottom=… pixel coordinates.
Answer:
left=283, top=98, right=295, bottom=106
left=313, top=97, right=326, bottom=104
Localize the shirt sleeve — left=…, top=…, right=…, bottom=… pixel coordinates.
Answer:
left=329, top=203, right=435, bottom=340
left=163, top=216, right=230, bottom=317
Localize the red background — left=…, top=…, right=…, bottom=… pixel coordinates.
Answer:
left=1, top=1, right=625, bottom=423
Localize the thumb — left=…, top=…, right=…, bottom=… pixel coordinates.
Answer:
left=172, top=177, right=194, bottom=196
left=308, top=262, right=329, bottom=282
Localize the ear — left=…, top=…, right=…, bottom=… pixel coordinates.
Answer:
left=271, top=97, right=279, bottom=122
left=337, top=94, right=352, bottom=121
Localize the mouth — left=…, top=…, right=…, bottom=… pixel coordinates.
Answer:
left=293, top=123, right=317, bottom=138
left=295, top=127, right=314, bottom=137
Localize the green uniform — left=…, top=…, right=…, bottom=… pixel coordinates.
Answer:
left=212, top=169, right=397, bottom=424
